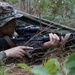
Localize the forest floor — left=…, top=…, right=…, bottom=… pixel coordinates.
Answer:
left=5, top=47, right=73, bottom=75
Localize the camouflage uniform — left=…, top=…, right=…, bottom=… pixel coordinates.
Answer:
left=0, top=2, right=23, bottom=62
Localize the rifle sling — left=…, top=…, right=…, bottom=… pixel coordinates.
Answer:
left=4, top=36, right=15, bottom=47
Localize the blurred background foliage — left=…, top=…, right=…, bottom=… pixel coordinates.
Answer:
left=5, top=0, right=75, bottom=27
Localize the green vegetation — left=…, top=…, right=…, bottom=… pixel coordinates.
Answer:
left=6, top=0, right=18, bottom=4
left=0, top=66, right=10, bottom=75
left=18, top=53, right=75, bottom=75
left=32, top=0, right=75, bottom=27
left=7, top=0, right=75, bottom=27
left=1, top=0, right=75, bottom=75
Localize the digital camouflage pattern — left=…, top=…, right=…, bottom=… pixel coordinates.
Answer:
left=0, top=2, right=23, bottom=27
left=0, top=2, right=23, bottom=62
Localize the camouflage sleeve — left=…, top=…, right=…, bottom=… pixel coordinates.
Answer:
left=0, top=51, right=6, bottom=64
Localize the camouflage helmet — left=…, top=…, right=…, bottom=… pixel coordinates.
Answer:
left=0, top=2, right=23, bottom=27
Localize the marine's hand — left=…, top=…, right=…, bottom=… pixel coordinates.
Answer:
left=43, top=33, right=60, bottom=49
left=4, top=46, right=33, bottom=58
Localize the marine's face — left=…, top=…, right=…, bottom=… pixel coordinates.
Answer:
left=0, top=19, right=18, bottom=36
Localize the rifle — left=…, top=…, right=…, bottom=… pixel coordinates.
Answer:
left=0, top=25, right=75, bottom=58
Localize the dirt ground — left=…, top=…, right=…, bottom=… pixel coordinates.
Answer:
left=10, top=66, right=34, bottom=75
left=5, top=55, right=43, bottom=75
left=6, top=59, right=34, bottom=75
left=5, top=47, right=73, bottom=75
